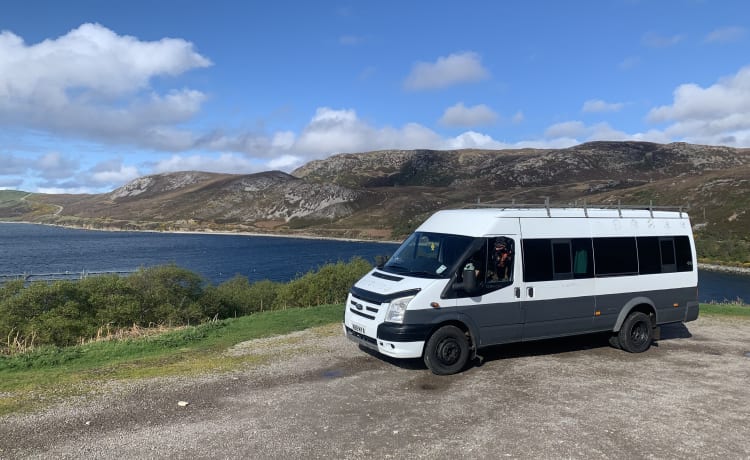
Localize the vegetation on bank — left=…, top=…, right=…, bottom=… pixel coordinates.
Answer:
left=0, top=304, right=344, bottom=415
left=0, top=258, right=372, bottom=354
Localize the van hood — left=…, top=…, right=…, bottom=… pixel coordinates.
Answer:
left=353, top=269, right=441, bottom=298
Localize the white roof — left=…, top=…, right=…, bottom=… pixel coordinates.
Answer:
left=416, top=207, right=690, bottom=237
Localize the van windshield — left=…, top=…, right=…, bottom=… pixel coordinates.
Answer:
left=382, top=232, right=474, bottom=278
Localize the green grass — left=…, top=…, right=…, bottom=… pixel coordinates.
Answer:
left=700, top=303, right=750, bottom=317
left=1, top=301, right=747, bottom=416
left=0, top=304, right=344, bottom=415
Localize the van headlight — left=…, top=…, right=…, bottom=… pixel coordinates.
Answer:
left=385, top=296, right=415, bottom=324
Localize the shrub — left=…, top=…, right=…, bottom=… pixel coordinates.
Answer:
left=273, top=257, right=372, bottom=309
left=0, top=258, right=373, bottom=353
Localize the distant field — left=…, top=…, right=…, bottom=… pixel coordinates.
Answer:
left=0, top=190, right=26, bottom=204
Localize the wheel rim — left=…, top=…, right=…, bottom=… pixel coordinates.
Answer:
left=630, top=320, right=649, bottom=346
left=436, top=338, right=461, bottom=365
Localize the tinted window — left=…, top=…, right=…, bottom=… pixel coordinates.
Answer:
left=571, top=238, right=594, bottom=278
left=522, top=239, right=553, bottom=282
left=552, top=241, right=572, bottom=280
left=660, top=239, right=676, bottom=265
left=593, top=237, right=638, bottom=276
left=675, top=236, right=693, bottom=272
left=637, top=237, right=661, bottom=275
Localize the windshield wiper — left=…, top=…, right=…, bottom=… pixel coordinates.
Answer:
left=407, top=271, right=441, bottom=278
left=383, top=264, right=410, bottom=273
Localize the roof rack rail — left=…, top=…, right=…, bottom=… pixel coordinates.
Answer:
left=464, top=198, right=690, bottom=218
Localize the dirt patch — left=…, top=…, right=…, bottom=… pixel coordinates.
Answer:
left=1, top=316, right=749, bottom=459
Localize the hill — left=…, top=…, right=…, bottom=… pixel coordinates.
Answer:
left=2, top=141, right=749, bottom=264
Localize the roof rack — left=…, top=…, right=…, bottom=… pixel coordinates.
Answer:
left=466, top=198, right=690, bottom=218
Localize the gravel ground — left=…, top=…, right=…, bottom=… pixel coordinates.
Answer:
left=1, top=315, right=749, bottom=459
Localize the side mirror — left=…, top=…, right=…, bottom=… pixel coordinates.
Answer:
left=452, top=268, right=479, bottom=295
left=375, top=255, right=389, bottom=268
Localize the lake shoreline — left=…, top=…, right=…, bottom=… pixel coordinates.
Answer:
left=698, top=263, right=750, bottom=275
left=0, top=220, right=401, bottom=245
left=3, top=220, right=748, bottom=275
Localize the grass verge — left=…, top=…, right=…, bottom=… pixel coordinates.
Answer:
left=700, top=303, right=750, bottom=317
left=1, top=302, right=747, bottom=416
left=0, top=304, right=343, bottom=416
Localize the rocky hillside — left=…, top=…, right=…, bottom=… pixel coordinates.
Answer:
left=293, top=141, right=750, bottom=188
left=2, top=141, right=749, bottom=263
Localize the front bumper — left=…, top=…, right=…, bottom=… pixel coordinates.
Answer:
left=344, top=323, right=426, bottom=359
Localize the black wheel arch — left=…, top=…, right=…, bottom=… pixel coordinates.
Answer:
left=422, top=312, right=479, bottom=358
left=613, top=297, right=656, bottom=332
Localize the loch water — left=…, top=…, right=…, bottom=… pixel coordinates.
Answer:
left=0, top=222, right=747, bottom=303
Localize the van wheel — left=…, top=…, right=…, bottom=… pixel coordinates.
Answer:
left=618, top=312, right=653, bottom=353
left=424, top=325, right=470, bottom=375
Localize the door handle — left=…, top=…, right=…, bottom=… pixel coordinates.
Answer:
left=527, top=287, right=534, bottom=298
left=514, top=287, right=521, bottom=298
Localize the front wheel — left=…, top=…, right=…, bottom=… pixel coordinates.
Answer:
left=423, top=325, right=470, bottom=375
left=618, top=311, right=654, bottom=353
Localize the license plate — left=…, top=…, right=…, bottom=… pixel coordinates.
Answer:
left=351, top=322, right=366, bottom=334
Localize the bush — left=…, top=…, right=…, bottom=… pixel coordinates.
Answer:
left=274, top=257, right=372, bottom=309
left=0, top=258, right=374, bottom=353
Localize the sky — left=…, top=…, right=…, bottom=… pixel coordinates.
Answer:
left=1, top=0, right=750, bottom=194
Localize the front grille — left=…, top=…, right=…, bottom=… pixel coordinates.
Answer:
left=349, top=297, right=379, bottom=320
left=349, top=308, right=375, bottom=320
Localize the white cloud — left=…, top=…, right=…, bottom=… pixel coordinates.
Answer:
left=641, top=32, right=685, bottom=48
left=152, top=153, right=263, bottom=175
left=582, top=99, right=625, bottom=113
left=646, top=65, right=750, bottom=145
left=704, top=26, right=746, bottom=44
left=439, top=102, right=498, bottom=127
left=512, top=111, right=525, bottom=124
left=0, top=153, right=30, bottom=175
left=404, top=51, right=490, bottom=90
left=87, top=159, right=141, bottom=185
left=444, top=131, right=504, bottom=149
left=0, top=23, right=211, bottom=150
left=268, top=154, right=303, bottom=170
left=35, top=151, right=80, bottom=180
left=545, top=121, right=586, bottom=138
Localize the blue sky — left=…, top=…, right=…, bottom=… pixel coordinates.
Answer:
left=1, top=0, right=749, bottom=193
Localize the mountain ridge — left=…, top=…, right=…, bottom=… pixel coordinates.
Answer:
left=2, top=141, right=749, bottom=263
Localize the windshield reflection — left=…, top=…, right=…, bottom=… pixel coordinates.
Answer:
left=382, top=232, right=474, bottom=278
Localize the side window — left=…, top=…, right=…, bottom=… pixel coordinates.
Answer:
left=675, top=236, right=693, bottom=272
left=523, top=238, right=594, bottom=282
left=637, top=237, right=661, bottom=274
left=659, top=237, right=677, bottom=273
left=638, top=236, right=692, bottom=274
left=571, top=238, right=594, bottom=278
left=485, top=237, right=515, bottom=286
left=593, top=237, right=638, bottom=277
left=522, top=239, right=553, bottom=282
left=453, top=237, right=515, bottom=297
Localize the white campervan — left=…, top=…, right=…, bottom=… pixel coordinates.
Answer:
left=344, top=206, right=699, bottom=375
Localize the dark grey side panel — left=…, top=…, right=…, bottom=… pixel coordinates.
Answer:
left=594, top=286, right=697, bottom=331
left=406, top=302, right=522, bottom=346
left=402, top=286, right=697, bottom=349
left=522, top=295, right=595, bottom=341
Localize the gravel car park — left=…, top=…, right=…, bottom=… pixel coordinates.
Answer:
left=1, top=315, right=749, bottom=459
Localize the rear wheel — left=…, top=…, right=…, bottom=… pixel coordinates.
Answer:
left=618, top=311, right=653, bottom=353
left=423, top=325, right=470, bottom=375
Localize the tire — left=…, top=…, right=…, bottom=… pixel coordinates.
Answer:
left=617, top=311, right=654, bottom=353
left=608, top=334, right=621, bottom=349
left=423, top=325, right=470, bottom=375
